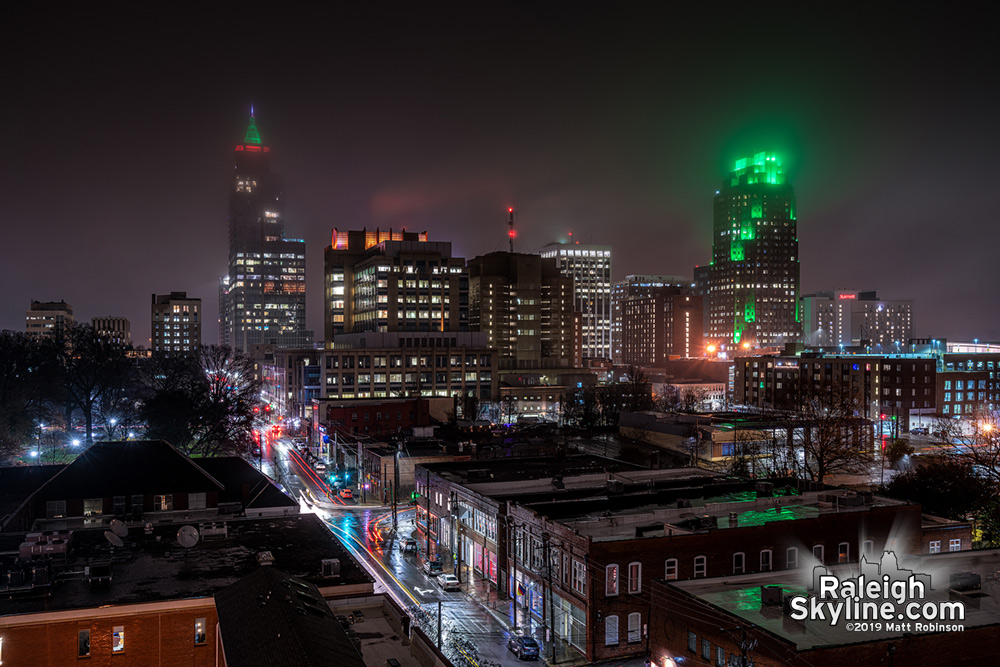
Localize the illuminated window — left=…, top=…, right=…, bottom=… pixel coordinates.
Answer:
left=604, top=565, right=618, bottom=595
left=195, top=618, right=207, bottom=645
left=112, top=626, right=125, bottom=653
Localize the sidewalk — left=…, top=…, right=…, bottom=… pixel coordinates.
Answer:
left=461, top=573, right=589, bottom=666
left=400, top=516, right=608, bottom=666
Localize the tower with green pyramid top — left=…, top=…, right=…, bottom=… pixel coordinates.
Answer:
left=219, top=108, right=313, bottom=352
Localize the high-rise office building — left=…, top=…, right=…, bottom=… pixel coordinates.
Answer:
left=151, top=292, right=201, bottom=352
left=219, top=110, right=311, bottom=352
left=800, top=290, right=913, bottom=349
left=25, top=300, right=74, bottom=339
left=91, top=316, right=131, bottom=347
left=468, top=252, right=576, bottom=371
left=708, top=151, right=800, bottom=348
left=611, top=275, right=688, bottom=363
left=540, top=242, right=612, bottom=361
left=323, top=228, right=468, bottom=342
left=620, top=288, right=703, bottom=365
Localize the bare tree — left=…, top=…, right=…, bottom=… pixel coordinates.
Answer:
left=945, top=408, right=1000, bottom=484
left=654, top=386, right=681, bottom=413
left=141, top=346, right=262, bottom=457
left=0, top=331, right=58, bottom=461
left=790, top=383, right=874, bottom=483
left=58, top=323, right=133, bottom=446
left=726, top=427, right=772, bottom=479
left=622, top=365, right=653, bottom=413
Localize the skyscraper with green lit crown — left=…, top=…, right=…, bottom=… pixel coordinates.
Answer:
left=708, top=151, right=800, bottom=349
left=219, top=109, right=312, bottom=352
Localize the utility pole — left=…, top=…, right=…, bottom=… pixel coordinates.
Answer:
left=451, top=491, right=459, bottom=576
left=392, top=448, right=400, bottom=533
left=544, top=534, right=556, bottom=664
left=510, top=519, right=518, bottom=632
left=721, top=625, right=757, bottom=667
left=425, top=469, right=432, bottom=557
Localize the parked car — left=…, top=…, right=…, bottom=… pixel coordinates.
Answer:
left=422, top=559, right=443, bottom=576
left=507, top=635, right=540, bottom=660
left=438, top=573, right=460, bottom=591
left=339, top=488, right=354, bottom=499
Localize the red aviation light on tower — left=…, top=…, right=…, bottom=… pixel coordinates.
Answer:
left=507, top=206, right=516, bottom=252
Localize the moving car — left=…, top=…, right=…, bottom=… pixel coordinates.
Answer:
left=438, top=573, right=460, bottom=591
left=507, top=635, right=540, bottom=660
left=422, top=559, right=443, bottom=576
left=398, top=539, right=418, bottom=554
left=339, top=488, right=354, bottom=499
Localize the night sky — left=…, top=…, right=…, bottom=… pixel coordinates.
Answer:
left=4, top=5, right=998, bottom=346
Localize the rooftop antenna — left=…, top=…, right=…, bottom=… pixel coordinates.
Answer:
left=507, top=207, right=516, bottom=253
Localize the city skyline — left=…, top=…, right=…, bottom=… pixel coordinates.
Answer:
left=4, top=6, right=999, bottom=346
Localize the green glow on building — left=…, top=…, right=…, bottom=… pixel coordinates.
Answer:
left=739, top=223, right=755, bottom=240
left=751, top=203, right=762, bottom=219
left=734, top=587, right=763, bottom=611
left=744, top=301, right=755, bottom=323
left=729, top=151, right=785, bottom=187
left=244, top=116, right=262, bottom=145
left=730, top=242, right=744, bottom=261
left=717, top=504, right=820, bottom=529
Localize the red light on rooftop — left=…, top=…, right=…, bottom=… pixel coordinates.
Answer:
left=508, top=207, right=513, bottom=212
left=508, top=230, right=517, bottom=238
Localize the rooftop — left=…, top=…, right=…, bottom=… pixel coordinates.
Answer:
left=421, top=455, right=648, bottom=489
left=0, top=513, right=373, bottom=616
left=216, top=567, right=365, bottom=667
left=523, top=483, right=908, bottom=542
left=668, top=549, right=1000, bottom=650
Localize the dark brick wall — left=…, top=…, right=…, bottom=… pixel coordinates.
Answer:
left=0, top=605, right=218, bottom=666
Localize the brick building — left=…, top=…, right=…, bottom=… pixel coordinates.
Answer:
left=648, top=549, right=1000, bottom=666
left=414, top=458, right=933, bottom=662
left=0, top=440, right=373, bottom=666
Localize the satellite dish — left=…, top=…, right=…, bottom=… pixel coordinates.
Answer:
left=177, top=525, right=200, bottom=549
left=110, top=519, right=128, bottom=538
left=104, top=531, right=124, bottom=548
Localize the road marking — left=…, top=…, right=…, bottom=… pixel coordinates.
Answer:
left=414, top=586, right=434, bottom=596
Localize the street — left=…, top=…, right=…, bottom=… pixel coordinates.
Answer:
left=263, top=436, right=580, bottom=667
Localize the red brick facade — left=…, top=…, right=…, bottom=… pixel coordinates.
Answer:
left=0, top=601, right=218, bottom=667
